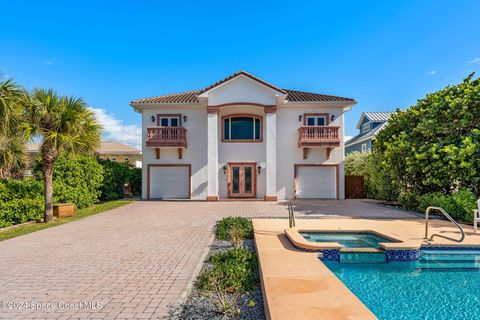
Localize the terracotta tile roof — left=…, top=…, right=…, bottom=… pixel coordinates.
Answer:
left=132, top=90, right=200, bottom=104
left=284, top=89, right=355, bottom=102
left=131, top=71, right=355, bottom=104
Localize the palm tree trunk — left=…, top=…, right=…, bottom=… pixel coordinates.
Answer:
left=41, top=143, right=57, bottom=223
left=43, top=162, right=54, bottom=222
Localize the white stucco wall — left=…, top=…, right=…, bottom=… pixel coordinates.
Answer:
left=141, top=106, right=208, bottom=200
left=276, top=105, right=346, bottom=199
left=206, top=76, right=278, bottom=106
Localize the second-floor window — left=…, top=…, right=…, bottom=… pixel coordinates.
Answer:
left=361, top=122, right=370, bottom=133
left=223, top=115, right=262, bottom=142
left=158, top=115, right=181, bottom=127
left=304, top=113, right=328, bottom=126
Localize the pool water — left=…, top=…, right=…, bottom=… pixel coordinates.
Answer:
left=325, top=250, right=480, bottom=319
left=300, top=232, right=393, bottom=248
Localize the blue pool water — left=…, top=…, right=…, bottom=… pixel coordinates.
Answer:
left=300, top=232, right=393, bottom=248
left=325, top=250, right=480, bottom=319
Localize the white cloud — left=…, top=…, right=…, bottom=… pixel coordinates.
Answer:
left=344, top=135, right=353, bottom=142
left=42, top=60, right=54, bottom=65
left=426, top=70, right=437, bottom=75
left=91, top=108, right=141, bottom=148
left=469, top=57, right=480, bottom=64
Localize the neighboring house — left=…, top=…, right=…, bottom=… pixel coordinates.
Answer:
left=24, top=141, right=142, bottom=175
left=96, top=141, right=142, bottom=168
left=130, top=70, right=356, bottom=200
left=344, top=112, right=394, bottom=154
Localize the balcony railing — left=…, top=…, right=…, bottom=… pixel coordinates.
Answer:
left=298, top=126, right=340, bottom=148
left=146, top=127, right=187, bottom=148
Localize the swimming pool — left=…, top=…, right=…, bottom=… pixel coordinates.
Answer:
left=300, top=232, right=394, bottom=248
left=325, top=249, right=480, bottom=319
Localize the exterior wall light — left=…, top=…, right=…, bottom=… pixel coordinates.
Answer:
left=298, top=115, right=302, bottom=122
left=222, top=165, right=227, bottom=174
left=183, top=115, right=187, bottom=122
left=257, top=165, right=262, bottom=174
left=151, top=116, right=155, bottom=123
left=331, top=114, right=335, bottom=122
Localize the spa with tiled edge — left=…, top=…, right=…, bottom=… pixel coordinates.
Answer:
left=253, top=219, right=480, bottom=320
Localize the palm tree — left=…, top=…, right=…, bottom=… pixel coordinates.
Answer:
left=0, top=75, right=28, bottom=178
left=25, top=89, right=101, bottom=222
left=0, top=136, right=28, bottom=179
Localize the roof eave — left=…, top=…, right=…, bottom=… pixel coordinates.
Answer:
left=283, top=100, right=356, bottom=106
left=130, top=102, right=202, bottom=110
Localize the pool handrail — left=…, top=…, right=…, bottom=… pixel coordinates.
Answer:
left=288, top=203, right=296, bottom=228
left=425, top=206, right=465, bottom=242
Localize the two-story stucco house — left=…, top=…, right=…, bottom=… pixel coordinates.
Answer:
left=130, top=71, right=356, bottom=201
left=345, top=112, right=394, bottom=154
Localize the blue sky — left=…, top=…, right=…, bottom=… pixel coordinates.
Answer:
left=1, top=1, right=479, bottom=146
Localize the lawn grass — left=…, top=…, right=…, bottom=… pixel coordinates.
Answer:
left=0, top=200, right=133, bottom=242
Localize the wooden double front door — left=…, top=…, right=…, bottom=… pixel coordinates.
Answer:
left=227, top=162, right=256, bottom=198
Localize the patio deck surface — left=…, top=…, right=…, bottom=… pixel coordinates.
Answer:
left=253, top=218, right=480, bottom=320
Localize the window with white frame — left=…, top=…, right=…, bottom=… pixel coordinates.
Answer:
left=223, top=116, right=262, bottom=141
left=361, top=143, right=368, bottom=153
left=361, top=122, right=370, bottom=133
left=306, top=115, right=327, bottom=126
left=158, top=115, right=180, bottom=127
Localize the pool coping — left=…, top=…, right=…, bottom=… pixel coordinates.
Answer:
left=285, top=228, right=416, bottom=250
left=254, top=221, right=377, bottom=320
left=254, top=218, right=480, bottom=319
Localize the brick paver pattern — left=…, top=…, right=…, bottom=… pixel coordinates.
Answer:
left=0, top=200, right=416, bottom=319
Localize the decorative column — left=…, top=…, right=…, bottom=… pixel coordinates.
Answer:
left=207, top=107, right=219, bottom=201
left=265, top=107, right=277, bottom=201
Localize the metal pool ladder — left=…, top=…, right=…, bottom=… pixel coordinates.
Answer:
left=424, top=206, right=465, bottom=242
left=288, top=203, right=296, bottom=228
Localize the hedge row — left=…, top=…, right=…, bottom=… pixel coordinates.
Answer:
left=1, top=155, right=141, bottom=227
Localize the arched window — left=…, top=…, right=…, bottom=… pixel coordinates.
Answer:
left=223, top=115, right=262, bottom=142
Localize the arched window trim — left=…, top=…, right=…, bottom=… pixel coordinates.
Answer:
left=221, top=114, right=263, bottom=143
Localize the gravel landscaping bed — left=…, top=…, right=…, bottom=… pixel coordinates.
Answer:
left=170, top=238, right=265, bottom=320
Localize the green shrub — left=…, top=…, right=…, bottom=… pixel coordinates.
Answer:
left=98, top=159, right=131, bottom=200
left=345, top=151, right=370, bottom=176
left=216, top=217, right=253, bottom=241
left=0, top=179, right=44, bottom=226
left=197, top=248, right=258, bottom=293
left=129, top=167, right=142, bottom=196
left=0, top=178, right=43, bottom=202
left=398, top=191, right=420, bottom=211
left=33, top=155, right=104, bottom=208
left=0, top=198, right=44, bottom=227
left=418, top=188, right=477, bottom=222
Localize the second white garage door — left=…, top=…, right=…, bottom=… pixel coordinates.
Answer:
left=149, top=166, right=190, bottom=199
left=296, top=166, right=337, bottom=199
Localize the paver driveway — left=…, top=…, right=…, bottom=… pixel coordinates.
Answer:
left=0, top=200, right=416, bottom=319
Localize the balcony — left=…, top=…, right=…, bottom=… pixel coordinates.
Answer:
left=146, top=127, right=187, bottom=148
left=298, top=126, right=340, bottom=148
left=298, top=126, right=340, bottom=159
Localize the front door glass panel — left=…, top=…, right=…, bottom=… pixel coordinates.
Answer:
left=244, top=167, right=252, bottom=193
left=232, top=167, right=240, bottom=194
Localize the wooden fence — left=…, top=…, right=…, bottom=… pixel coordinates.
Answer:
left=345, top=175, right=365, bottom=199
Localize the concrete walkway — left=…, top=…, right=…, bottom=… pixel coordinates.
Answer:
left=0, top=200, right=416, bottom=319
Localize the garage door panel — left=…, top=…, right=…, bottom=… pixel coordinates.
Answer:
left=149, top=166, right=189, bottom=199
left=296, top=166, right=337, bottom=199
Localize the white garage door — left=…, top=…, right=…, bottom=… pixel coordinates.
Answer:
left=296, top=166, right=337, bottom=199
left=149, top=166, right=189, bottom=199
